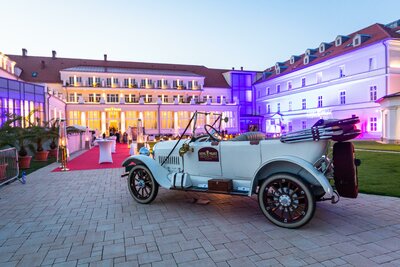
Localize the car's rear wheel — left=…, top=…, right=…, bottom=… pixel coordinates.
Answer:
left=258, top=173, right=316, bottom=229
left=128, top=165, right=158, bottom=204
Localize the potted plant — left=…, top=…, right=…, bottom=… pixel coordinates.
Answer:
left=29, top=119, right=49, bottom=161
left=16, top=127, right=34, bottom=169
left=47, top=119, right=59, bottom=158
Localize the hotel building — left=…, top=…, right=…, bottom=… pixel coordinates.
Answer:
left=4, top=51, right=260, bottom=135
left=254, top=20, right=400, bottom=143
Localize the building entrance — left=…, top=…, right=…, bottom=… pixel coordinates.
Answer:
left=105, top=108, right=121, bottom=135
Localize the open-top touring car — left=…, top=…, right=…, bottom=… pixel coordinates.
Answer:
left=122, top=111, right=361, bottom=228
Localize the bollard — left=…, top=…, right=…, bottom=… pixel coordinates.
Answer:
left=20, top=171, right=26, bottom=184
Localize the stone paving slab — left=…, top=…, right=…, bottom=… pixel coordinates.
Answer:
left=0, top=162, right=399, bottom=266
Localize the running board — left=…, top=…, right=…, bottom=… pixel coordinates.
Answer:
left=170, top=186, right=249, bottom=196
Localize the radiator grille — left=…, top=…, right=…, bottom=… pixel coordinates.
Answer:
left=158, top=156, right=180, bottom=165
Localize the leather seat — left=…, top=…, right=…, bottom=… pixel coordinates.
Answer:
left=230, top=132, right=266, bottom=141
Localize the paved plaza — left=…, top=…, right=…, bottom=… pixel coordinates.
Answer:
left=0, top=163, right=400, bottom=267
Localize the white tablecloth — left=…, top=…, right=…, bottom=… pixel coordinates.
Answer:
left=95, top=140, right=113, bottom=163
left=107, top=136, right=117, bottom=153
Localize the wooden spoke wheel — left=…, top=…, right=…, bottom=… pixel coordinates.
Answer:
left=258, top=173, right=315, bottom=228
left=127, top=165, right=158, bottom=204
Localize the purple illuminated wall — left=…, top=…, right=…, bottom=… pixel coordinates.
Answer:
left=0, top=77, right=45, bottom=126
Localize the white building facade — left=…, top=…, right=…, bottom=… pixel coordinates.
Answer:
left=254, top=21, right=400, bottom=143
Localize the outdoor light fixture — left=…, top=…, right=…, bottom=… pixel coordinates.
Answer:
left=58, top=119, right=69, bottom=171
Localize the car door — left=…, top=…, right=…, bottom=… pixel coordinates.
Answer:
left=220, top=141, right=261, bottom=180
left=183, top=142, right=222, bottom=177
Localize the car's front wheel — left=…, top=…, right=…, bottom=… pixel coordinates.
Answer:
left=258, top=173, right=315, bottom=229
left=128, top=165, right=159, bottom=204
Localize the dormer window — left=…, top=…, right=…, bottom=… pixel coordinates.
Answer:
left=305, top=48, right=317, bottom=55
left=276, top=66, right=280, bottom=74
left=303, top=55, right=317, bottom=65
left=335, top=35, right=349, bottom=46
left=353, top=34, right=371, bottom=47
left=290, top=55, right=300, bottom=64
left=275, top=62, right=287, bottom=74
left=319, top=42, right=332, bottom=53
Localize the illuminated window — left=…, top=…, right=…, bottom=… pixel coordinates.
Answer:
left=302, top=99, right=306, bottom=110
left=318, top=96, right=323, bottom=108
left=68, top=111, right=81, bottom=126
left=340, top=91, right=346, bottom=105
left=125, top=111, right=139, bottom=129
left=301, top=77, right=306, bottom=87
left=87, top=111, right=101, bottom=130
left=370, top=117, right=377, bottom=132
left=370, top=86, right=377, bottom=101
left=143, top=111, right=157, bottom=129
left=160, top=111, right=174, bottom=129
left=178, top=111, right=191, bottom=128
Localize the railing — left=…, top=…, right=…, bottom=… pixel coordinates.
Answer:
left=0, top=147, right=19, bottom=186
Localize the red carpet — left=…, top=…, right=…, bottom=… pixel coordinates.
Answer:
left=52, top=143, right=131, bottom=172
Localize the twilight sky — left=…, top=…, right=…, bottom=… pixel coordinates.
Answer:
left=2, top=0, right=400, bottom=71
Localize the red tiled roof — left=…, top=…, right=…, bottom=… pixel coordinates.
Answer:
left=7, top=55, right=230, bottom=88
left=256, top=23, right=400, bottom=84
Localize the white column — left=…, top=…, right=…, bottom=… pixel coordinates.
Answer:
left=174, top=111, right=178, bottom=135
left=101, top=111, right=106, bottom=134
left=81, top=111, right=86, bottom=127
left=74, top=92, right=77, bottom=102
left=53, top=108, right=57, bottom=120
left=139, top=111, right=143, bottom=121
left=121, top=111, right=126, bottom=133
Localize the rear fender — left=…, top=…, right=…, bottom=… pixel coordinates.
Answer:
left=122, top=155, right=171, bottom=189
left=250, top=156, right=333, bottom=198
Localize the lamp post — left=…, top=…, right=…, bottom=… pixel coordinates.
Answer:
left=58, top=119, right=69, bottom=171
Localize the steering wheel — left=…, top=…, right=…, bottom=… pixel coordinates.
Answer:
left=204, top=124, right=223, bottom=141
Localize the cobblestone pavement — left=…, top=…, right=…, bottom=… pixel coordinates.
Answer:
left=0, top=163, right=400, bottom=267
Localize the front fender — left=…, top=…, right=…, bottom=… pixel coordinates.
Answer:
left=250, top=155, right=333, bottom=198
left=122, top=155, right=171, bottom=189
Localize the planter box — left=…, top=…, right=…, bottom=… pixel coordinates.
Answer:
left=35, top=151, right=49, bottom=161
left=19, top=156, right=32, bottom=169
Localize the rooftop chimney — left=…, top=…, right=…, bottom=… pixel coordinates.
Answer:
left=52, top=50, right=57, bottom=59
left=41, top=60, right=45, bottom=69
left=240, top=66, right=243, bottom=71
left=232, top=67, right=235, bottom=70
left=22, top=48, right=27, bottom=56
left=104, top=54, right=107, bottom=61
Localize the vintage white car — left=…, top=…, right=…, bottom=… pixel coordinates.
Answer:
left=122, top=112, right=360, bottom=228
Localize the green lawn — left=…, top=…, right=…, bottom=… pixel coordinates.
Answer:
left=356, top=150, right=400, bottom=197
left=353, top=141, right=400, bottom=152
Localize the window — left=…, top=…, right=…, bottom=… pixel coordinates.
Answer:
left=246, top=90, right=252, bottom=102
left=147, top=79, right=153, bottom=85
left=267, top=87, right=270, bottom=95
left=89, top=93, right=100, bottom=103
left=288, top=122, right=293, bottom=132
left=113, top=78, right=119, bottom=86
left=156, top=80, right=162, bottom=88
left=188, top=81, right=193, bottom=89
left=107, top=94, right=118, bottom=103
left=143, top=111, right=157, bottom=129
left=146, top=95, right=153, bottom=103
left=369, top=57, right=376, bottom=71
left=318, top=96, right=323, bottom=108
left=173, top=80, right=178, bottom=88
left=267, top=104, right=271, bottom=114
left=276, top=84, right=281, bottom=93
left=340, top=91, right=346, bottom=105
left=68, top=94, right=75, bottom=102
left=288, top=101, right=292, bottom=111
left=257, top=90, right=260, bottom=98
left=302, top=99, right=306, bottom=110
left=270, top=119, right=275, bottom=125
left=160, top=111, right=174, bottom=129
left=302, top=121, right=307, bottom=130
left=95, top=77, right=101, bottom=86
left=76, top=77, right=82, bottom=83
left=88, top=77, right=94, bottom=86
left=87, top=111, right=101, bottom=130
left=258, top=106, right=261, bottom=115
left=277, top=103, right=280, bottom=113
left=203, top=96, right=208, bottom=103
left=106, top=78, right=112, bottom=87
left=217, top=96, right=221, bottom=103
left=141, top=79, right=146, bottom=88
left=301, top=77, right=306, bottom=87
left=353, top=37, right=360, bottom=46
left=370, top=117, right=377, bottom=132
left=316, top=72, right=322, bottom=84
left=370, top=86, right=377, bottom=101
left=339, top=65, right=345, bottom=78
left=287, top=81, right=292, bottom=90
left=124, top=79, right=129, bottom=87
left=68, top=111, right=81, bottom=126
left=68, top=76, right=74, bottom=85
